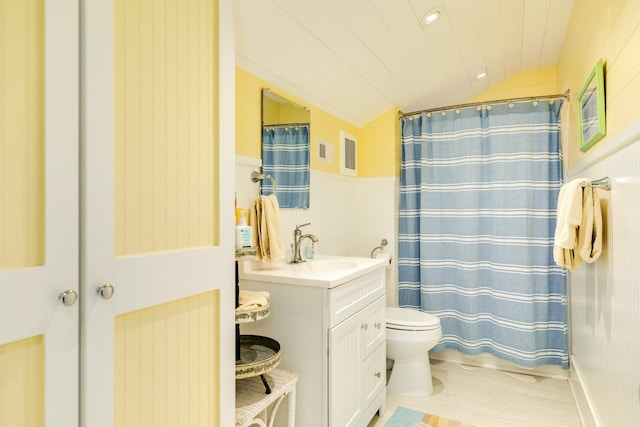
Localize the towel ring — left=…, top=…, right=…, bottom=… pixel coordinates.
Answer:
left=251, top=171, right=277, bottom=195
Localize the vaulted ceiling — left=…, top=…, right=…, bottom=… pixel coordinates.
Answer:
left=235, top=0, right=575, bottom=126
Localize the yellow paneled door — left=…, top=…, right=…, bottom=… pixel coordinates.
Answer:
left=0, top=0, right=79, bottom=426
left=81, top=0, right=234, bottom=426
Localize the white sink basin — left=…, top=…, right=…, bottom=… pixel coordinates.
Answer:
left=239, top=255, right=387, bottom=288
left=300, top=260, right=358, bottom=273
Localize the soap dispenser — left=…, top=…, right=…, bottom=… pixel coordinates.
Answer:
left=235, top=209, right=253, bottom=248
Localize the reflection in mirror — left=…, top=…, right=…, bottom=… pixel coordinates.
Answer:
left=261, top=88, right=311, bottom=208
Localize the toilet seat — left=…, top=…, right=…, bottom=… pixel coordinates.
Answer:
left=386, top=307, right=440, bottom=331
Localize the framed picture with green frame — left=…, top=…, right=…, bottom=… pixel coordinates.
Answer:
left=577, top=59, right=606, bottom=152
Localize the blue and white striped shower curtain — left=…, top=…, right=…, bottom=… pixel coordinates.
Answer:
left=398, top=100, right=569, bottom=368
left=262, top=124, right=310, bottom=208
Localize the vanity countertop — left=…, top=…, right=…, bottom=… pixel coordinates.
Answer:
left=238, top=255, right=387, bottom=288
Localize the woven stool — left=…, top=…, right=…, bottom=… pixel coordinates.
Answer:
left=235, top=368, right=298, bottom=427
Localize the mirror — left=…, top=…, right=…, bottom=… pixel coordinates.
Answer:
left=261, top=88, right=311, bottom=208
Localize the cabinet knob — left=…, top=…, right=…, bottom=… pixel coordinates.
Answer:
left=58, top=290, right=78, bottom=306
left=361, top=323, right=368, bottom=330
left=374, top=322, right=381, bottom=329
left=374, top=372, right=381, bottom=378
left=97, top=283, right=115, bottom=299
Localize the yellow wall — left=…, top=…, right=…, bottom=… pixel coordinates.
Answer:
left=115, top=291, right=219, bottom=427
left=0, top=335, right=45, bottom=427
left=359, top=107, right=400, bottom=177
left=557, top=0, right=640, bottom=169
left=236, top=68, right=359, bottom=174
left=114, top=0, right=219, bottom=255
left=235, top=68, right=263, bottom=158
left=0, top=0, right=45, bottom=270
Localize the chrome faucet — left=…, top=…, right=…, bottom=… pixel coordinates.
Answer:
left=290, top=223, right=319, bottom=263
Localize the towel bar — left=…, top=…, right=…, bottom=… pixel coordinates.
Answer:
left=370, top=238, right=388, bottom=258
left=581, top=176, right=611, bottom=191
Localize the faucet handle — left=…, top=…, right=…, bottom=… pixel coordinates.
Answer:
left=295, top=222, right=311, bottom=231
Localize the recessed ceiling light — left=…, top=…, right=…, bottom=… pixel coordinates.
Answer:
left=476, top=70, right=488, bottom=79
left=423, top=9, right=441, bottom=25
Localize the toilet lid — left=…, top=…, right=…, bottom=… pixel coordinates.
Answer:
left=386, top=307, right=440, bottom=330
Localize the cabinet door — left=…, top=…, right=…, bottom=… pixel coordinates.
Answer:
left=0, top=0, right=79, bottom=425
left=81, top=0, right=235, bottom=426
left=329, top=312, right=362, bottom=427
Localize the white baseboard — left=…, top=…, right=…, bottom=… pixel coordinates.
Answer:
left=569, top=356, right=599, bottom=427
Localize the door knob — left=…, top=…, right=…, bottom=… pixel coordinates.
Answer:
left=58, top=290, right=78, bottom=306
left=96, top=283, right=114, bottom=300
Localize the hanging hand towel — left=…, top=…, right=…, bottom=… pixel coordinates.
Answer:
left=553, top=244, right=581, bottom=271
left=578, top=187, right=603, bottom=263
left=250, top=195, right=285, bottom=264
left=261, top=194, right=285, bottom=262
left=553, top=178, right=586, bottom=270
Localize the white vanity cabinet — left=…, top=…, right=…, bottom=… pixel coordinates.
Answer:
left=239, top=259, right=387, bottom=427
left=329, top=294, right=386, bottom=426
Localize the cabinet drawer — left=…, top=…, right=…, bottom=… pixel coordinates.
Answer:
left=360, top=296, right=386, bottom=356
left=328, top=268, right=385, bottom=327
left=362, top=343, right=386, bottom=407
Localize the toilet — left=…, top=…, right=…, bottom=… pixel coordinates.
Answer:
left=385, top=306, right=442, bottom=397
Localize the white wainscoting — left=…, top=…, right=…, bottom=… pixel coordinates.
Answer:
left=567, top=121, right=640, bottom=427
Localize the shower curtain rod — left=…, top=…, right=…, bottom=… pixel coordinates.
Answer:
left=398, top=90, right=570, bottom=119
left=262, top=122, right=310, bottom=128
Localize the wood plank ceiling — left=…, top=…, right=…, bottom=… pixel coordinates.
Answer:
left=235, top=0, right=575, bottom=126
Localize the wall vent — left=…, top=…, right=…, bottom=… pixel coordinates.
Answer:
left=340, top=130, right=357, bottom=176
left=318, top=139, right=333, bottom=164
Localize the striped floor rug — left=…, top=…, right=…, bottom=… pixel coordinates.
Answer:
left=384, top=406, right=474, bottom=427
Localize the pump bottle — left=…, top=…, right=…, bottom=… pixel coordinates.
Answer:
left=235, top=209, right=253, bottom=248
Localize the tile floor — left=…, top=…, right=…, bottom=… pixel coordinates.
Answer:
left=368, top=359, right=583, bottom=427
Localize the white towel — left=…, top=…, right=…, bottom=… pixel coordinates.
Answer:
left=250, top=195, right=285, bottom=264
left=554, top=179, right=585, bottom=248
left=238, top=290, right=270, bottom=310
left=553, top=179, right=586, bottom=270
left=553, top=244, right=581, bottom=271
left=578, top=187, right=603, bottom=263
